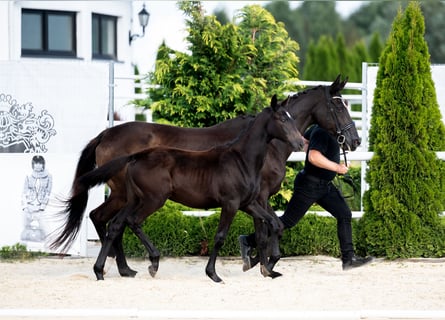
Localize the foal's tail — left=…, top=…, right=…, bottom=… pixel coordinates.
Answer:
left=50, top=150, right=131, bottom=253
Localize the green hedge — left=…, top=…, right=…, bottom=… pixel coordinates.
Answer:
left=122, top=200, right=361, bottom=259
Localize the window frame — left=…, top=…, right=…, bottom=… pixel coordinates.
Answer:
left=92, top=13, right=118, bottom=61
left=21, top=8, right=77, bottom=58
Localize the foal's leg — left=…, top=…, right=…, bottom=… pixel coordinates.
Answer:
left=243, top=201, right=282, bottom=278
left=93, top=204, right=132, bottom=280
left=264, top=203, right=282, bottom=272
left=205, top=204, right=238, bottom=283
left=126, top=221, right=161, bottom=278
left=248, top=203, right=283, bottom=274
left=113, top=229, right=138, bottom=277
left=247, top=217, right=264, bottom=270
left=90, top=193, right=137, bottom=277
left=124, top=194, right=169, bottom=278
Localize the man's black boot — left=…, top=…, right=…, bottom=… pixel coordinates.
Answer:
left=238, top=235, right=252, bottom=272
left=342, top=255, right=374, bottom=270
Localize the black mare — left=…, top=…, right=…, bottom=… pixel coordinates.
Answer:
left=51, top=75, right=360, bottom=279
left=52, top=97, right=303, bottom=282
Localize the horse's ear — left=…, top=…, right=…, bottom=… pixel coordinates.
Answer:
left=339, top=76, right=348, bottom=90
left=271, top=94, right=278, bottom=111
left=331, top=74, right=348, bottom=93
left=334, top=74, right=341, bottom=86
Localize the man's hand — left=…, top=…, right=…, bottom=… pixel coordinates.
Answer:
left=336, top=163, right=349, bottom=175
left=308, top=149, right=348, bottom=174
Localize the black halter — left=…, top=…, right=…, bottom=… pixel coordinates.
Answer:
left=324, top=87, right=354, bottom=164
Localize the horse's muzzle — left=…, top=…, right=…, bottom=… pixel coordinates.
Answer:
left=290, top=139, right=304, bottom=152
left=348, top=138, right=361, bottom=151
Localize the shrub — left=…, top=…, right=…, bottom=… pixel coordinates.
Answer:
left=359, top=2, right=445, bottom=258
left=0, top=243, right=45, bottom=260
left=122, top=203, right=367, bottom=259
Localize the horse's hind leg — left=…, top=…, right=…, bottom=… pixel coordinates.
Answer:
left=90, top=194, right=137, bottom=277
left=264, top=222, right=282, bottom=278
left=246, top=217, right=263, bottom=270
left=113, top=231, right=138, bottom=277
left=93, top=205, right=131, bottom=280
left=126, top=221, right=160, bottom=277
left=124, top=194, right=168, bottom=278
left=206, top=206, right=238, bottom=283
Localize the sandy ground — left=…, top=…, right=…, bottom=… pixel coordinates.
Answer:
left=0, top=255, right=445, bottom=320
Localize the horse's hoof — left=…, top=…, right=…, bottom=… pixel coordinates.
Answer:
left=260, top=264, right=282, bottom=279
left=94, top=266, right=105, bottom=280
left=104, top=257, right=116, bottom=275
left=267, top=256, right=281, bottom=272
left=250, top=255, right=260, bottom=269
left=119, top=268, right=138, bottom=278
left=268, top=270, right=283, bottom=279
left=260, top=265, right=271, bottom=278
left=148, top=265, right=157, bottom=278
left=206, top=271, right=223, bottom=283
left=94, top=271, right=105, bottom=281
left=148, top=256, right=159, bottom=277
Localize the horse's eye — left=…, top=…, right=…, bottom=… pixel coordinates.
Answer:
left=280, top=111, right=293, bottom=122
left=333, top=97, right=349, bottom=112
left=280, top=114, right=289, bottom=122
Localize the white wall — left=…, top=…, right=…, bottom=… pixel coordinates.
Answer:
left=0, top=61, right=109, bottom=255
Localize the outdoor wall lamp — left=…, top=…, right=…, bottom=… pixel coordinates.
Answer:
left=129, top=3, right=150, bottom=45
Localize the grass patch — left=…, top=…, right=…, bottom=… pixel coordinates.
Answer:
left=0, top=243, right=47, bottom=261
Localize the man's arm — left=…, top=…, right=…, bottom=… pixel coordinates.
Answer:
left=307, top=149, right=348, bottom=175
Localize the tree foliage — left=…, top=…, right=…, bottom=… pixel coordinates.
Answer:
left=263, top=0, right=445, bottom=79
left=265, top=1, right=341, bottom=70
left=147, top=1, right=299, bottom=127
left=302, top=34, right=370, bottom=82
left=349, top=0, right=445, bottom=64
left=358, top=2, right=445, bottom=258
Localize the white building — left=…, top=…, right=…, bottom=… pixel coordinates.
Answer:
left=0, top=0, right=148, bottom=121
left=0, top=1, right=151, bottom=254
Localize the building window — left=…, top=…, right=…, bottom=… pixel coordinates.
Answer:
left=92, top=14, right=117, bottom=60
left=21, top=9, right=76, bottom=57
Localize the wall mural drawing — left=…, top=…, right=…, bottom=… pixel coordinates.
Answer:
left=21, top=155, right=53, bottom=242
left=0, top=93, right=57, bottom=153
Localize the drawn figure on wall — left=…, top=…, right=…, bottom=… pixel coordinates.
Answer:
left=0, top=93, right=57, bottom=153
left=21, top=155, right=52, bottom=242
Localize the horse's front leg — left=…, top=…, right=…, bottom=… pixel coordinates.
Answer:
left=205, top=205, right=238, bottom=283
left=249, top=218, right=282, bottom=272
left=265, top=228, right=282, bottom=275
left=243, top=201, right=283, bottom=278
left=265, top=204, right=282, bottom=274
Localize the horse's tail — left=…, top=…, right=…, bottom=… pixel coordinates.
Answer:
left=50, top=153, right=131, bottom=253
left=74, top=131, right=104, bottom=180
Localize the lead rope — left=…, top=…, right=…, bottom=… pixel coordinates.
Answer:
left=335, top=143, right=358, bottom=199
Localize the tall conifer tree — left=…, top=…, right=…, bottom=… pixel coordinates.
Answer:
left=359, top=2, right=445, bottom=258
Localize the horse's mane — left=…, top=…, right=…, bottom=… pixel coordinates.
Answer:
left=287, top=85, right=323, bottom=102
left=212, top=113, right=256, bottom=129
left=211, top=111, right=261, bottom=151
